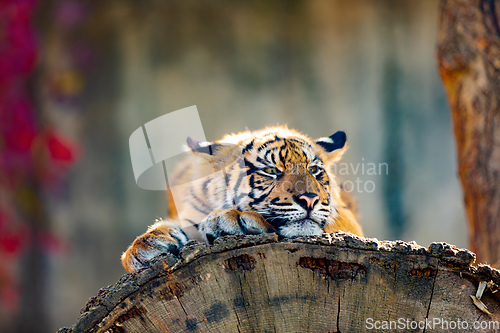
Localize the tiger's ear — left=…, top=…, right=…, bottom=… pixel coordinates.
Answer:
left=187, top=137, right=221, bottom=157
left=315, top=131, right=347, bottom=163
left=187, top=137, right=241, bottom=167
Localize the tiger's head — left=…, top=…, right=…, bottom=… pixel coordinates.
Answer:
left=187, top=126, right=349, bottom=238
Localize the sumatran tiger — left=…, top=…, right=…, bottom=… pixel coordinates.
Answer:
left=122, top=126, right=363, bottom=272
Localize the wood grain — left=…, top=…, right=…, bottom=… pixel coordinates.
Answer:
left=58, top=233, right=500, bottom=332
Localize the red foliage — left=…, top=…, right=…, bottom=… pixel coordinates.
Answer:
left=0, top=0, right=78, bottom=315
left=46, top=129, right=78, bottom=163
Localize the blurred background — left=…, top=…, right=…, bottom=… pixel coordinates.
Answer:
left=0, top=0, right=467, bottom=332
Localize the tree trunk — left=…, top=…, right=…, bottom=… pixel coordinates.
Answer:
left=59, top=233, right=500, bottom=333
left=437, top=0, right=500, bottom=267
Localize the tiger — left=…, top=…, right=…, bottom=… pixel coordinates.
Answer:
left=122, top=125, right=363, bottom=272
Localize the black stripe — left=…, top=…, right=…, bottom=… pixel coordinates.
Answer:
left=244, top=159, right=258, bottom=173
left=224, top=163, right=236, bottom=184
left=233, top=171, right=247, bottom=197
left=279, top=146, right=289, bottom=165
left=143, top=236, right=178, bottom=253
left=189, top=188, right=212, bottom=215
left=270, top=197, right=280, bottom=204
left=288, top=140, right=307, bottom=160
left=190, top=201, right=210, bottom=215
left=258, top=135, right=283, bottom=152
left=299, top=145, right=308, bottom=160
left=170, top=229, right=188, bottom=245
left=265, top=149, right=278, bottom=165
left=184, top=219, right=199, bottom=227
left=257, top=144, right=268, bottom=152
left=190, top=187, right=211, bottom=210
left=220, top=169, right=231, bottom=206
left=191, top=144, right=215, bottom=156
left=313, top=170, right=325, bottom=179
left=242, top=140, right=255, bottom=154
left=260, top=214, right=287, bottom=228
left=288, top=138, right=310, bottom=147
left=235, top=214, right=246, bottom=233
left=249, top=174, right=255, bottom=187
left=224, top=165, right=236, bottom=207
left=270, top=197, right=293, bottom=206
left=134, top=254, right=146, bottom=266
left=256, top=156, right=270, bottom=166
left=202, top=177, right=212, bottom=194
left=249, top=187, right=273, bottom=207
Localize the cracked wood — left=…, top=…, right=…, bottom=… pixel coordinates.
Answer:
left=59, top=233, right=500, bottom=333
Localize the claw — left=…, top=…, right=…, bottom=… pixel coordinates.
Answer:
left=471, top=281, right=492, bottom=316
left=121, top=220, right=188, bottom=272
left=476, top=280, right=487, bottom=299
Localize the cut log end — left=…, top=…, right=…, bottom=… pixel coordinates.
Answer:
left=60, top=233, right=500, bottom=333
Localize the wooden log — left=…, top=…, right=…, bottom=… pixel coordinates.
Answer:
left=59, top=233, right=500, bottom=332
left=437, top=0, right=500, bottom=267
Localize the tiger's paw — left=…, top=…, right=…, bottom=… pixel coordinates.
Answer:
left=199, top=209, right=275, bottom=244
left=121, top=220, right=188, bottom=272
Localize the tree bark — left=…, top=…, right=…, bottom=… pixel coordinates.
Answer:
left=437, top=0, right=500, bottom=267
left=58, top=233, right=500, bottom=333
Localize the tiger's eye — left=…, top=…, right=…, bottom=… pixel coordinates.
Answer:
left=264, top=167, right=280, bottom=175
left=309, top=165, right=320, bottom=174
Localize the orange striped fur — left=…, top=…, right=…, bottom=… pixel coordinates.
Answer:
left=122, top=126, right=362, bottom=272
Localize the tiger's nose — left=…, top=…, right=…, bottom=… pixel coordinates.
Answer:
left=294, top=192, right=319, bottom=211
